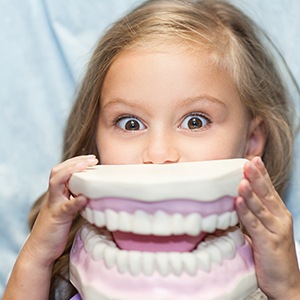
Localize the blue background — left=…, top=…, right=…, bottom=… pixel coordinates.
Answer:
left=0, top=0, right=299, bottom=296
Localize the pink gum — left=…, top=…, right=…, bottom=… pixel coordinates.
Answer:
left=87, top=196, right=235, bottom=217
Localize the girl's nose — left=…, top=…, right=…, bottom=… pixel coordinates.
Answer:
left=142, top=132, right=180, bottom=164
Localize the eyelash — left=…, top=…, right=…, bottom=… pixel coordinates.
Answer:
left=112, top=112, right=212, bottom=131
left=113, top=115, right=146, bottom=131
left=180, top=112, right=211, bottom=130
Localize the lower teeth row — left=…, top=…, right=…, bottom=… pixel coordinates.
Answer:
left=80, top=225, right=245, bottom=277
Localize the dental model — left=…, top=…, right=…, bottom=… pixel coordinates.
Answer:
left=68, top=159, right=258, bottom=300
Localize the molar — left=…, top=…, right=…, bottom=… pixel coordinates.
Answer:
left=217, top=211, right=231, bottom=230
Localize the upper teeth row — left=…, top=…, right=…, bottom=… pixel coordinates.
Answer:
left=80, top=224, right=245, bottom=276
left=81, top=208, right=238, bottom=236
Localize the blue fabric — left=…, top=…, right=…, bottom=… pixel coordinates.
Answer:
left=70, top=293, right=82, bottom=300
left=0, top=0, right=299, bottom=297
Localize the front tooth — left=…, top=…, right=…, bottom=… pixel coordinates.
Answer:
left=169, top=252, right=183, bottom=276
left=116, top=250, right=129, bottom=273
left=202, top=214, right=217, bottom=233
left=156, top=253, right=169, bottom=276
left=142, top=252, right=155, bottom=276
left=217, top=211, right=231, bottom=230
left=132, top=210, right=152, bottom=235
left=152, top=210, right=171, bottom=236
left=128, top=251, right=142, bottom=276
left=118, top=211, right=132, bottom=232
left=105, top=209, right=118, bottom=231
left=171, top=213, right=185, bottom=235
left=195, top=250, right=211, bottom=272
left=182, top=253, right=197, bottom=275
left=184, top=213, right=201, bottom=236
left=93, top=210, right=106, bottom=227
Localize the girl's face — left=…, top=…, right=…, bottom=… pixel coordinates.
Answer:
left=97, top=48, right=264, bottom=164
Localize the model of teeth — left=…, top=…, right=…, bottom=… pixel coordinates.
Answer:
left=68, top=159, right=258, bottom=300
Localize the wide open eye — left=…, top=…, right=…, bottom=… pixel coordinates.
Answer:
left=180, top=114, right=210, bottom=130
left=116, top=116, right=146, bottom=131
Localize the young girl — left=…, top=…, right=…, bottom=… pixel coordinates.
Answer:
left=4, top=0, right=300, bottom=299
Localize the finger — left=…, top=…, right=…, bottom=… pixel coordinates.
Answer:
left=49, top=155, right=98, bottom=198
left=238, top=178, right=277, bottom=232
left=50, top=155, right=98, bottom=177
left=243, top=158, right=284, bottom=215
left=60, top=195, right=88, bottom=218
left=235, top=196, right=266, bottom=243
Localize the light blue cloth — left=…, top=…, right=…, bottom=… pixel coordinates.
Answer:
left=0, top=0, right=299, bottom=296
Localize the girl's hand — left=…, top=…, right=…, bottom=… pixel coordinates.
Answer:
left=3, top=155, right=98, bottom=299
left=236, top=156, right=300, bottom=299
left=24, top=155, right=98, bottom=265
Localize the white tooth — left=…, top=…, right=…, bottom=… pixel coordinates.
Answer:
left=118, top=211, right=132, bottom=232
left=80, top=208, right=87, bottom=219
left=92, top=242, right=107, bottom=261
left=184, top=213, right=201, bottom=236
left=141, top=252, right=155, bottom=276
left=85, top=231, right=100, bottom=253
left=208, top=243, right=223, bottom=265
left=230, top=211, right=239, bottom=226
left=85, top=207, right=94, bottom=224
left=80, top=224, right=90, bottom=241
left=195, top=250, right=211, bottom=272
left=155, top=253, right=169, bottom=276
left=226, top=227, right=245, bottom=247
left=217, top=211, right=231, bottom=230
left=128, top=251, right=142, bottom=276
left=169, top=252, right=183, bottom=276
left=152, top=210, right=171, bottom=236
left=216, top=237, right=236, bottom=260
left=182, top=252, right=197, bottom=275
left=93, top=210, right=106, bottom=227
left=171, top=213, right=185, bottom=235
left=202, top=214, right=217, bottom=233
left=116, top=250, right=129, bottom=273
left=105, top=209, right=118, bottom=231
left=132, top=210, right=152, bottom=235
left=83, top=229, right=95, bottom=244
left=104, top=247, right=117, bottom=269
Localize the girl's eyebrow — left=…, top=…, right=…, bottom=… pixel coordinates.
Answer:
left=177, top=95, right=227, bottom=109
left=101, top=95, right=227, bottom=111
left=101, top=98, right=145, bottom=110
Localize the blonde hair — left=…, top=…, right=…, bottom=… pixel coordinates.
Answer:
left=29, top=0, right=297, bottom=298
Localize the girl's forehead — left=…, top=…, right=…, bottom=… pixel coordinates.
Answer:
left=101, top=46, right=245, bottom=116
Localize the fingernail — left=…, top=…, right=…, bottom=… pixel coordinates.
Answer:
left=87, top=155, right=97, bottom=162
left=255, top=156, right=264, bottom=168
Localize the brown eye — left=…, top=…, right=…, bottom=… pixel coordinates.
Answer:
left=180, top=114, right=209, bottom=130
left=117, top=117, right=146, bottom=131
left=188, top=117, right=203, bottom=129
left=125, top=120, right=140, bottom=130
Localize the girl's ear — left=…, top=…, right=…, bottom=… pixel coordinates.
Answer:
left=245, top=116, right=266, bottom=160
